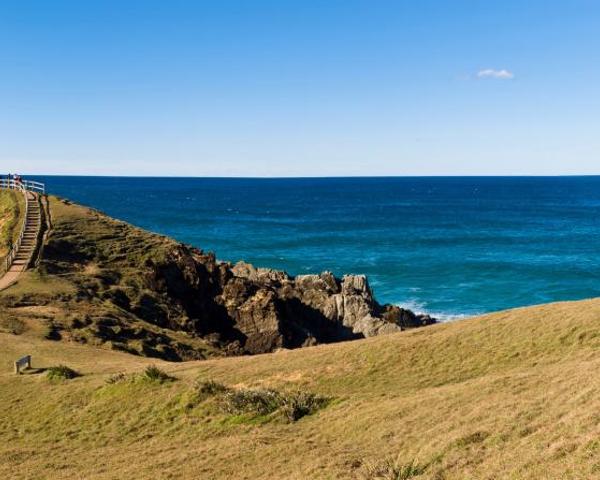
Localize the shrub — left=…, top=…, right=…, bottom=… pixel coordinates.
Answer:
left=139, top=365, right=174, bottom=384
left=42, top=321, right=61, bottom=340
left=46, top=365, right=80, bottom=381
left=0, top=317, right=25, bottom=335
left=222, top=388, right=283, bottom=416
left=359, top=458, right=425, bottom=480
left=196, top=379, right=229, bottom=398
left=219, top=387, right=328, bottom=421
left=280, top=391, right=327, bottom=422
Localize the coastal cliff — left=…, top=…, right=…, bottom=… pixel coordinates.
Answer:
left=0, top=196, right=435, bottom=360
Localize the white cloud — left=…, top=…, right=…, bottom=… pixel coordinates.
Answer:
left=476, top=69, right=514, bottom=79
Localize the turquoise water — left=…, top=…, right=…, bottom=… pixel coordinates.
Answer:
left=36, top=176, right=600, bottom=320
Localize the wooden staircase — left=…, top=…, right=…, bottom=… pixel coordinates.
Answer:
left=0, top=189, right=43, bottom=290
left=11, top=191, right=41, bottom=270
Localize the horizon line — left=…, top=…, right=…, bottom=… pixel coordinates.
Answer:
left=16, top=173, right=600, bottom=179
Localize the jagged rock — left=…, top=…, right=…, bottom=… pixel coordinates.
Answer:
left=121, top=245, right=439, bottom=354
left=152, top=248, right=437, bottom=352
left=232, top=261, right=289, bottom=286
left=381, top=305, right=437, bottom=330
left=235, top=289, right=283, bottom=354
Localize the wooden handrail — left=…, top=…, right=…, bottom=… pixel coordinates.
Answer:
left=0, top=181, right=32, bottom=276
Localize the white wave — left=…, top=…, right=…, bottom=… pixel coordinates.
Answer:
left=395, top=299, right=476, bottom=323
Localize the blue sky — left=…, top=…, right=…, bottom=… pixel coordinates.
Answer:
left=1, top=0, right=599, bottom=176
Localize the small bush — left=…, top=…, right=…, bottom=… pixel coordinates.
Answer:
left=46, top=365, right=80, bottom=381
left=359, top=458, right=425, bottom=480
left=222, top=388, right=283, bottom=416
left=0, top=317, right=25, bottom=335
left=280, top=391, right=327, bottom=422
left=219, top=387, right=327, bottom=422
left=196, top=379, right=229, bottom=398
left=139, top=365, right=174, bottom=384
left=189, top=378, right=328, bottom=422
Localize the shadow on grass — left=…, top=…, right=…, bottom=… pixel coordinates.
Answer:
left=18, top=367, right=48, bottom=375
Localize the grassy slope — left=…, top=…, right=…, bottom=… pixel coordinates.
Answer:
left=0, top=189, right=24, bottom=259
left=2, top=297, right=600, bottom=479
left=0, top=197, right=221, bottom=360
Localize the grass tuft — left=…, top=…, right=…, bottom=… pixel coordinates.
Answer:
left=46, top=365, right=80, bottom=381
left=138, top=365, right=175, bottom=384
left=279, top=390, right=328, bottom=422
left=105, top=372, right=128, bottom=384
left=359, top=458, right=426, bottom=479
left=196, top=379, right=230, bottom=398
left=454, top=431, right=489, bottom=448
left=222, top=388, right=282, bottom=416
left=217, top=386, right=327, bottom=422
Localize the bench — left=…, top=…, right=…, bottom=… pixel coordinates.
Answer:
left=14, top=355, right=31, bottom=374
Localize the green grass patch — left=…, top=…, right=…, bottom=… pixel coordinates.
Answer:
left=138, top=365, right=175, bottom=384
left=46, top=365, right=80, bottom=381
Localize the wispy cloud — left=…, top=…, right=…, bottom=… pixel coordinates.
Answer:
left=476, top=69, right=514, bottom=80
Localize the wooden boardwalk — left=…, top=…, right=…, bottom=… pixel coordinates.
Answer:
left=0, top=181, right=44, bottom=291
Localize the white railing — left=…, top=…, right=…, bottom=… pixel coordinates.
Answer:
left=0, top=178, right=45, bottom=194
left=0, top=179, right=36, bottom=276
left=24, top=180, right=45, bottom=194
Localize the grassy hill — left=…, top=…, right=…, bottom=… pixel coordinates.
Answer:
left=2, top=296, right=600, bottom=479
left=0, top=195, right=222, bottom=360
left=0, top=189, right=24, bottom=260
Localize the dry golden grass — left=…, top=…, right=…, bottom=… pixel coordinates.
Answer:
left=2, top=297, right=600, bottom=478
left=0, top=189, right=24, bottom=259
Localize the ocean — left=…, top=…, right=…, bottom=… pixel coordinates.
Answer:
left=35, top=176, right=600, bottom=320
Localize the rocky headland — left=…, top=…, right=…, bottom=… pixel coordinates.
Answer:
left=0, top=196, right=435, bottom=360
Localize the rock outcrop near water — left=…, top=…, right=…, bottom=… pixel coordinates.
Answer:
left=0, top=197, right=435, bottom=360
left=153, top=254, right=435, bottom=355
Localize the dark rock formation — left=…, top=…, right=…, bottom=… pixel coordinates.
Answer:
left=146, top=249, right=437, bottom=355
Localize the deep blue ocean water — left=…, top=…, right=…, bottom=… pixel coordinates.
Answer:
left=34, top=176, right=600, bottom=320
